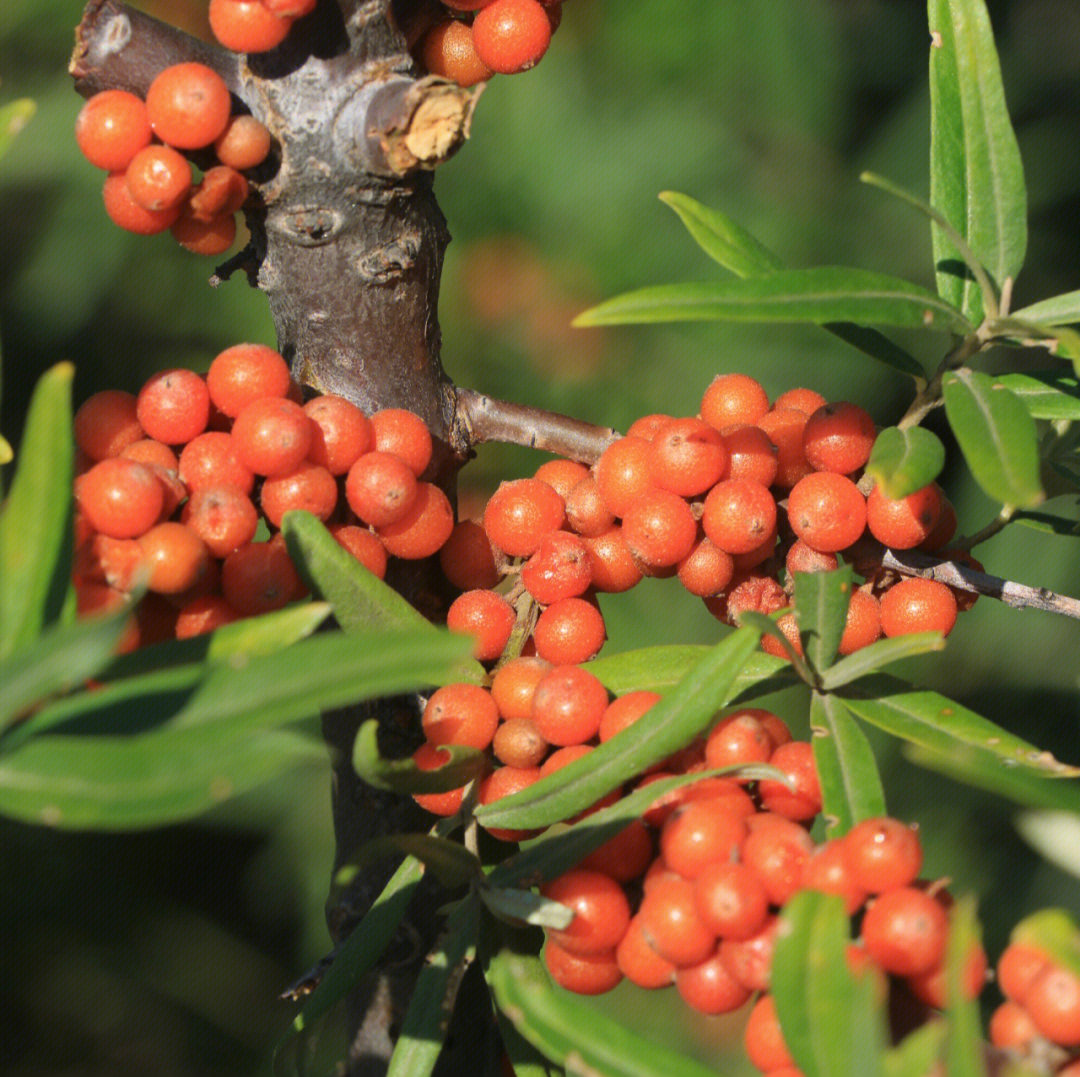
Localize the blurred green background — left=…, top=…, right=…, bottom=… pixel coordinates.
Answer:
left=3, top=1, right=1080, bottom=1073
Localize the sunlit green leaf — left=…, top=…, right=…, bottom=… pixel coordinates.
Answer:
left=1012, top=511, right=1080, bottom=537
left=884, top=1021, right=946, bottom=1077
left=793, top=567, right=853, bottom=674
left=353, top=719, right=486, bottom=794
left=943, top=369, right=1043, bottom=507
left=928, top=0, right=1027, bottom=323
left=810, top=692, right=886, bottom=838
left=0, top=362, right=74, bottom=661
left=1012, top=290, right=1080, bottom=327
left=481, top=888, right=574, bottom=930
left=573, top=268, right=970, bottom=334
left=943, top=897, right=988, bottom=1077
left=495, top=1009, right=564, bottom=1077
left=1015, top=810, right=1080, bottom=880
left=865, top=426, right=947, bottom=498
left=772, top=891, right=887, bottom=1077
left=994, top=372, right=1080, bottom=421
left=820, top=633, right=947, bottom=691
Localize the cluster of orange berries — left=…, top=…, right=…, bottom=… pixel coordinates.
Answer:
left=75, top=62, right=270, bottom=253
left=71, top=343, right=455, bottom=647
left=411, top=0, right=565, bottom=85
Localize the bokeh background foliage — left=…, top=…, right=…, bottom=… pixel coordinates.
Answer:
left=2, top=1, right=1080, bottom=1073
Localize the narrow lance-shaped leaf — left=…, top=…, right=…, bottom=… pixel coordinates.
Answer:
left=1012, top=290, right=1080, bottom=327
left=573, top=267, right=970, bottom=334
left=820, top=633, right=946, bottom=691
left=929, top=0, right=1027, bottom=323
left=943, top=897, right=988, bottom=1077
left=865, top=426, right=947, bottom=499
left=793, top=567, right=853, bottom=674
left=353, top=719, right=487, bottom=794
left=0, top=363, right=75, bottom=661
left=344, top=833, right=481, bottom=890
left=943, top=369, right=1043, bottom=507
left=810, top=692, right=887, bottom=838
left=737, top=611, right=817, bottom=687
left=994, top=371, right=1080, bottom=421
left=884, top=1022, right=947, bottom=1077
left=772, top=890, right=887, bottom=1077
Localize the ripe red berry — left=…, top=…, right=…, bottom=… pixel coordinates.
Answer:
left=660, top=799, right=749, bottom=880
left=261, top=463, right=338, bottom=528
left=693, top=861, right=770, bottom=942
left=213, top=114, right=272, bottom=170
left=675, top=948, right=752, bottom=1015
left=422, top=682, right=500, bottom=749
left=861, top=886, right=948, bottom=976
left=879, top=577, right=958, bottom=638
left=182, top=485, right=259, bottom=558
left=330, top=525, right=388, bottom=579
left=594, top=437, right=656, bottom=518
left=803, top=401, right=877, bottom=474
left=520, top=531, right=593, bottom=604
left=531, top=665, right=608, bottom=747
left=637, top=874, right=717, bottom=968
left=411, top=743, right=470, bottom=818
left=446, top=588, right=515, bottom=661
left=145, top=62, right=232, bottom=149
left=220, top=536, right=303, bottom=615
left=1024, top=964, right=1080, bottom=1046
left=721, top=424, right=779, bottom=487
left=540, top=870, right=631, bottom=956
left=757, top=407, right=812, bottom=489
left=743, top=994, right=797, bottom=1072
left=171, top=206, right=238, bottom=255
left=136, top=368, right=211, bottom=446
left=648, top=417, right=728, bottom=497
left=786, top=471, right=867, bottom=552
left=207, top=343, right=291, bottom=417
left=345, top=451, right=419, bottom=528
left=542, top=940, right=622, bottom=995
left=701, top=480, right=777, bottom=556
left=231, top=397, right=314, bottom=477
left=774, top=387, right=827, bottom=415
left=491, top=656, right=551, bottom=721
left=421, top=19, right=493, bottom=86
left=370, top=408, right=433, bottom=477
left=208, top=0, right=293, bottom=53
left=178, top=431, right=255, bottom=494
left=77, top=458, right=165, bottom=539
left=580, top=528, right=643, bottom=593
left=700, top=373, right=770, bottom=431
left=866, top=483, right=943, bottom=549
left=137, top=522, right=211, bottom=594
left=439, top=520, right=500, bottom=591
left=621, top=489, right=698, bottom=568
left=188, top=165, right=249, bottom=220
left=998, top=941, right=1052, bottom=1003
left=758, top=740, right=822, bottom=821
left=532, top=596, right=606, bottom=664
left=677, top=538, right=735, bottom=598
left=598, top=691, right=662, bottom=743
left=483, top=477, right=565, bottom=557
left=534, top=459, right=591, bottom=501
left=74, top=390, right=143, bottom=461
left=616, top=918, right=677, bottom=989
left=377, top=482, right=455, bottom=559
left=102, top=172, right=182, bottom=234
left=473, top=0, right=552, bottom=74
left=477, top=765, right=544, bottom=842
left=842, top=817, right=923, bottom=893
left=125, top=144, right=192, bottom=212
left=75, top=90, right=153, bottom=172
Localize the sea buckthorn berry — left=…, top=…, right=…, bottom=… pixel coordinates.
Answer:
left=492, top=717, right=548, bottom=768
left=145, top=63, right=232, bottom=150
left=124, top=145, right=192, bottom=212
left=989, top=1000, right=1040, bottom=1049
left=705, top=710, right=775, bottom=770
left=345, top=451, right=419, bottom=528
left=998, top=942, right=1052, bottom=1003
left=102, top=171, right=182, bottom=234
left=741, top=816, right=815, bottom=907
left=531, top=665, right=608, bottom=747
left=182, top=486, right=258, bottom=558
left=838, top=587, right=881, bottom=654
left=677, top=538, right=735, bottom=598
left=188, top=165, right=249, bottom=220
left=801, top=840, right=867, bottom=915
left=578, top=819, right=654, bottom=882
left=534, top=458, right=591, bottom=501
left=757, top=407, right=812, bottom=489
left=261, top=463, right=338, bottom=528
left=75, top=90, right=152, bottom=171
left=637, top=874, right=717, bottom=968
left=721, top=424, right=779, bottom=487
left=175, top=594, right=240, bottom=639
left=532, top=596, right=606, bottom=665
left=599, top=691, right=661, bottom=743
left=803, top=401, right=877, bottom=474
left=621, top=489, right=698, bottom=568
left=171, top=206, right=237, bottom=255
left=473, top=0, right=552, bottom=74
left=221, top=537, right=303, bottom=615
left=708, top=573, right=786, bottom=627
left=921, top=498, right=959, bottom=552
left=136, top=368, right=210, bottom=446
left=907, top=941, right=988, bottom=1009
left=491, top=656, right=551, bottom=720
left=700, top=373, right=770, bottom=431
left=759, top=740, right=822, bottom=821
left=74, top=390, right=143, bottom=461
left=377, top=481, right=455, bottom=559
left=422, top=683, right=499, bottom=749
left=208, top=0, right=293, bottom=53
left=616, top=918, right=677, bottom=989
left=207, top=343, right=291, bottom=418
left=121, top=439, right=179, bottom=471
left=446, top=588, right=515, bottom=661
left=136, top=522, right=210, bottom=595
left=761, top=612, right=803, bottom=661
left=641, top=775, right=755, bottom=830
left=521, top=531, right=592, bottom=604
left=718, top=914, right=779, bottom=991
left=178, top=431, right=254, bottom=494
left=787, top=472, right=867, bottom=552
left=303, top=395, right=372, bottom=475
left=213, top=114, right=272, bottom=170
left=421, top=19, right=493, bottom=86
left=842, top=817, right=922, bottom=893
left=565, top=476, right=615, bottom=537
left=542, top=941, right=622, bottom=996
left=693, top=861, right=770, bottom=941
left=627, top=413, right=675, bottom=441
left=581, top=527, right=643, bottom=593
left=231, top=397, right=314, bottom=476
left=879, top=576, right=958, bottom=637
left=862, top=886, right=948, bottom=976
left=594, top=437, right=656, bottom=518
left=731, top=528, right=777, bottom=573
left=78, top=534, right=144, bottom=592
left=648, top=417, right=728, bottom=497
left=866, top=482, right=943, bottom=549
left=744, top=994, right=797, bottom=1073
left=477, top=765, right=544, bottom=842
left=77, top=458, right=165, bottom=539
left=702, top=479, right=777, bottom=556
left=774, top=387, right=827, bottom=415
left=675, top=949, right=752, bottom=1015
left=785, top=539, right=839, bottom=577
left=541, top=870, right=631, bottom=957
left=483, top=477, right=565, bottom=557
left=411, top=743, right=469, bottom=818
left=263, top=0, right=317, bottom=16
left=660, top=799, right=749, bottom=880
left=440, top=520, right=500, bottom=591
left=330, top=524, right=388, bottom=579
left=1026, top=964, right=1080, bottom=1046
left=370, top=409, right=433, bottom=477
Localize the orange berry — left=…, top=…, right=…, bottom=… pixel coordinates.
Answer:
left=532, top=596, right=606, bottom=665
left=803, top=401, right=876, bottom=474
left=74, top=390, right=143, bottom=461
left=879, top=576, right=957, bottom=637
left=700, top=373, right=769, bottom=430
left=420, top=18, right=493, bottom=86
left=124, top=144, right=192, bottom=211
left=702, top=479, right=777, bottom=555
left=137, top=522, right=211, bottom=594
left=102, top=171, right=182, bottom=234
left=370, top=408, right=433, bottom=477
left=866, top=483, right=943, bottom=549
left=208, top=0, right=293, bottom=53
left=473, top=0, right=552, bottom=74
left=786, top=471, right=867, bottom=552
left=377, top=482, right=455, bottom=559
left=145, top=62, right=232, bottom=149
left=75, top=90, right=152, bottom=171
left=446, top=589, right=516, bottom=661
left=136, top=368, right=210, bottom=446
left=213, top=114, right=272, bottom=170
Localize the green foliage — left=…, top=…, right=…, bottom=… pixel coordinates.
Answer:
left=865, top=426, right=947, bottom=498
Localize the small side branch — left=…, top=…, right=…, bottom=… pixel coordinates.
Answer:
left=453, top=387, right=619, bottom=464
left=882, top=548, right=1080, bottom=620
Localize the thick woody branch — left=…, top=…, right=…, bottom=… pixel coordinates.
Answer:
left=453, top=387, right=620, bottom=464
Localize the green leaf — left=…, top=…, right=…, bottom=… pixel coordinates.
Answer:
left=865, top=427, right=947, bottom=499
left=353, top=719, right=486, bottom=794
left=737, top=611, right=817, bottom=686
left=820, top=633, right=947, bottom=691
left=818, top=323, right=927, bottom=381
left=0, top=600, right=135, bottom=731
left=657, top=190, right=783, bottom=276
left=884, top=1021, right=946, bottom=1077
left=772, top=890, right=887, bottom=1077
left=810, top=692, right=887, bottom=838
left=474, top=626, right=762, bottom=831
left=388, top=900, right=478, bottom=1077
left=0, top=363, right=75, bottom=661
left=495, top=1010, right=564, bottom=1077
left=943, top=897, right=988, bottom=1077
left=0, top=98, right=35, bottom=162
left=481, top=888, right=575, bottom=930
left=572, top=268, right=970, bottom=334
left=943, top=369, right=1043, bottom=507
left=1012, top=291, right=1080, bottom=327
left=1015, top=811, right=1080, bottom=880
left=995, top=371, right=1080, bottom=421
left=1011, top=909, right=1080, bottom=980
left=793, top=567, right=853, bottom=674
left=484, top=947, right=721, bottom=1077
left=928, top=0, right=1027, bottom=323
left=281, top=511, right=486, bottom=685
left=348, top=833, right=481, bottom=889
left=1012, top=511, right=1080, bottom=537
